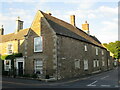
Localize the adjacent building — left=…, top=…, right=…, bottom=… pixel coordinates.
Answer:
left=0, top=10, right=113, bottom=80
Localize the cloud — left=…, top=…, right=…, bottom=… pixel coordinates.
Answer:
left=98, top=6, right=118, bottom=15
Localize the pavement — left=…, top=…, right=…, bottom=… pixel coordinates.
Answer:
left=2, top=67, right=119, bottom=88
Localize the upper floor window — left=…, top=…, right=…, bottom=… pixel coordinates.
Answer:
left=7, top=43, right=13, bottom=54
left=96, top=47, right=98, bottom=55
left=102, top=50, right=104, bottom=55
left=34, top=36, right=43, bottom=52
left=84, top=45, right=87, bottom=51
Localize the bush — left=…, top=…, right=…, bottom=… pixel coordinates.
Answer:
left=23, top=74, right=31, bottom=77
left=2, top=71, right=9, bottom=76
left=45, top=75, right=49, bottom=79
left=31, top=74, right=38, bottom=78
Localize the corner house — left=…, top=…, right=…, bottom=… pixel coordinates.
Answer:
left=0, top=10, right=113, bottom=80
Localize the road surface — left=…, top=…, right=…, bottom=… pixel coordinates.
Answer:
left=2, top=67, right=119, bottom=88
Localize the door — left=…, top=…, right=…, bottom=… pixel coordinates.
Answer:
left=18, top=62, right=23, bottom=76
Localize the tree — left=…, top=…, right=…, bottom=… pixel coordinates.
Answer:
left=103, top=41, right=120, bottom=59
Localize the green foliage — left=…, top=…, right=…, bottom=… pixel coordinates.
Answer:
left=0, top=55, right=8, bottom=60
left=103, top=41, right=120, bottom=59
left=0, top=53, right=23, bottom=60
left=31, top=74, right=38, bottom=78
left=14, top=53, right=23, bottom=57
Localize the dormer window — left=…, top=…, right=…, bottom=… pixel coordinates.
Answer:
left=34, top=36, right=43, bottom=52
left=84, top=45, right=87, bottom=51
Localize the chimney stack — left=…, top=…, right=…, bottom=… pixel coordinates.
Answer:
left=15, top=16, right=24, bottom=33
left=0, top=25, right=4, bottom=35
left=82, top=21, right=89, bottom=34
left=70, top=15, right=75, bottom=26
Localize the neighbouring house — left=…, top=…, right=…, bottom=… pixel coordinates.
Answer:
left=0, top=10, right=113, bottom=80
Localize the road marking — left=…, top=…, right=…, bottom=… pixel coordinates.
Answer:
left=87, top=80, right=97, bottom=87
left=100, top=75, right=109, bottom=80
left=115, top=85, right=119, bottom=87
left=101, top=85, right=110, bottom=87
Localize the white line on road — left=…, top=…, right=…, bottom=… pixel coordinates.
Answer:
left=87, top=80, right=97, bottom=87
left=100, top=75, right=109, bottom=80
left=101, top=85, right=110, bottom=87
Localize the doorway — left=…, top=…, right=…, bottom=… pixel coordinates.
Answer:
left=18, top=62, right=23, bottom=76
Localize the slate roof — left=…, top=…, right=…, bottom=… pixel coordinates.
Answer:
left=90, top=35, right=101, bottom=44
left=41, top=10, right=105, bottom=48
left=46, top=19, right=92, bottom=44
left=0, top=28, right=29, bottom=43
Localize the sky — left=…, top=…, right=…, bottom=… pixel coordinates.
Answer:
left=0, top=0, right=119, bottom=43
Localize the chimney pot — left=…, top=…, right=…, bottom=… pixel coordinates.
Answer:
left=46, top=11, right=52, bottom=15
left=0, top=25, right=4, bottom=35
left=85, top=21, right=87, bottom=23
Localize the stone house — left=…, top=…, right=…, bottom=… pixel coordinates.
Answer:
left=0, top=10, right=113, bottom=80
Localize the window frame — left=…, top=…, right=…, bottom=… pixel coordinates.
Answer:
left=4, top=60, right=11, bottom=71
left=34, top=36, right=43, bottom=52
left=34, top=60, right=43, bottom=74
left=96, top=47, right=98, bottom=55
left=84, top=59, right=88, bottom=70
left=75, top=59, right=80, bottom=69
left=7, top=43, right=13, bottom=55
left=84, top=45, right=87, bottom=51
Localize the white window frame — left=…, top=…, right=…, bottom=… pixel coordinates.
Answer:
left=7, top=43, right=13, bottom=55
left=96, top=47, right=98, bottom=55
left=102, top=50, right=104, bottom=55
left=108, top=59, right=110, bottom=66
left=93, top=60, right=96, bottom=67
left=84, top=59, right=88, bottom=70
left=75, top=59, right=80, bottom=69
left=34, top=60, right=43, bottom=74
left=84, top=45, right=87, bottom=51
left=102, top=60, right=105, bottom=66
left=97, top=60, right=99, bottom=67
left=34, top=36, right=43, bottom=52
left=4, top=60, right=11, bottom=71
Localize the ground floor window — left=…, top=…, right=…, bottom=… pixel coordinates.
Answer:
left=93, top=60, right=96, bottom=67
left=84, top=59, right=88, bottom=70
left=75, top=59, right=80, bottom=69
left=102, top=60, right=105, bottom=66
left=97, top=60, right=99, bottom=67
left=34, top=60, right=43, bottom=74
left=108, top=59, right=110, bottom=66
left=4, top=60, right=11, bottom=71
left=93, top=59, right=99, bottom=67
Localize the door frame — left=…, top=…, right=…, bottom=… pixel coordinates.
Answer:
left=15, top=57, right=24, bottom=75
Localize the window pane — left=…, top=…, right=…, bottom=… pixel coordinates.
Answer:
left=34, top=36, right=43, bottom=52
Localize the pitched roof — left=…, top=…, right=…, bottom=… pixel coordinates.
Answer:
left=90, top=35, right=101, bottom=44
left=40, top=10, right=104, bottom=48
left=46, top=18, right=92, bottom=44
left=0, top=28, right=29, bottom=43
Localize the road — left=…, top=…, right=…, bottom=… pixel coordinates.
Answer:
left=2, top=67, right=119, bottom=88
